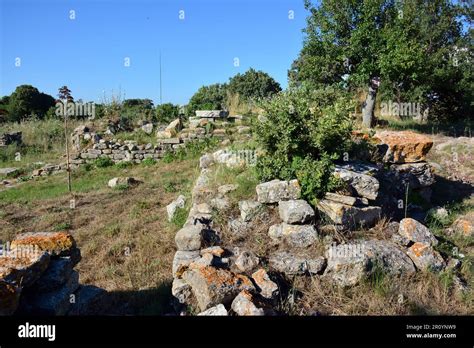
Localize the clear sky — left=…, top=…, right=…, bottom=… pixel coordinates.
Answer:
left=0, top=0, right=308, bottom=105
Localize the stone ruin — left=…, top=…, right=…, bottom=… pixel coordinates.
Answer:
left=168, top=130, right=468, bottom=315
left=0, top=232, right=104, bottom=315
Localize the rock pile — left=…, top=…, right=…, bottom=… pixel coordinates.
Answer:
left=0, top=232, right=104, bottom=315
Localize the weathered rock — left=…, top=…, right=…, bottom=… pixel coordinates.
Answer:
left=35, top=257, right=74, bottom=292
left=252, top=269, right=278, bottom=299
left=67, top=285, right=106, bottom=315
left=218, top=184, right=238, bottom=196
left=199, top=154, right=214, bottom=169
left=166, top=195, right=186, bottom=222
left=210, top=197, right=230, bottom=211
left=195, top=203, right=212, bottom=215
left=172, top=250, right=200, bottom=277
left=195, top=110, right=228, bottom=118
left=175, top=225, right=203, bottom=251
left=398, top=218, right=438, bottom=246
left=336, top=161, right=380, bottom=176
left=200, top=246, right=226, bottom=257
left=239, top=200, right=262, bottom=222
left=256, top=179, right=301, bottom=203
left=452, top=212, right=474, bottom=237
left=191, top=169, right=215, bottom=204
left=324, top=240, right=416, bottom=287
left=231, top=290, right=264, bottom=316
left=227, top=218, right=250, bottom=236
left=375, top=131, right=433, bottom=163
left=234, top=250, right=259, bottom=273
left=141, top=123, right=154, bottom=135
left=324, top=192, right=368, bottom=207
left=181, top=266, right=255, bottom=311
left=0, top=280, right=20, bottom=315
left=406, top=242, right=445, bottom=272
left=197, top=303, right=228, bottom=316
left=316, top=199, right=381, bottom=228
left=0, top=250, right=50, bottom=288
left=278, top=200, right=315, bottom=224
left=268, top=223, right=318, bottom=248
left=172, top=278, right=193, bottom=304
left=0, top=167, right=19, bottom=177
left=107, top=177, right=139, bottom=188
left=269, top=251, right=326, bottom=276
left=11, top=232, right=80, bottom=263
left=333, top=166, right=380, bottom=200
left=388, top=162, right=435, bottom=188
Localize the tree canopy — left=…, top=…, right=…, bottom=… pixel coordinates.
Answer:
left=6, top=85, right=56, bottom=122
left=228, top=68, right=281, bottom=100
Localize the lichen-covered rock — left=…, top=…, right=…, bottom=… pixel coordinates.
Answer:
left=256, top=179, right=301, bottom=203
left=452, top=212, right=474, bottom=237
left=324, top=192, right=368, bottom=207
left=252, top=269, right=278, bottom=299
left=197, top=303, right=228, bottom=316
left=0, top=250, right=50, bottom=288
left=199, top=154, right=214, bottom=169
left=375, top=131, right=433, bottom=163
left=268, top=251, right=326, bottom=275
left=172, top=250, right=200, bottom=277
left=175, top=225, right=203, bottom=251
left=0, top=280, right=20, bottom=315
left=200, top=246, right=226, bottom=257
left=172, top=278, right=193, bottom=304
left=278, top=200, right=315, bottom=224
left=107, top=177, right=139, bottom=188
left=231, top=290, right=264, bottom=316
left=398, top=218, right=438, bottom=246
left=11, top=232, right=80, bottom=263
left=333, top=166, right=380, bottom=200
left=388, top=162, right=435, bottom=188
left=35, top=257, right=74, bottom=292
left=268, top=223, right=318, bottom=248
left=227, top=218, right=250, bottom=236
left=210, top=197, right=230, bottom=211
left=316, top=199, right=381, bottom=228
left=217, top=184, right=238, bottom=196
left=406, top=242, right=445, bottom=272
left=181, top=266, right=255, bottom=311
left=166, top=195, right=186, bottom=222
left=324, top=240, right=416, bottom=287
left=234, top=250, right=259, bottom=273
left=239, top=200, right=262, bottom=222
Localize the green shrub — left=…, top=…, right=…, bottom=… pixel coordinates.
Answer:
left=142, top=158, right=157, bottom=166
left=171, top=206, right=188, bottom=228
left=255, top=86, right=353, bottom=201
left=115, top=161, right=134, bottom=169
left=187, top=83, right=227, bottom=117
left=94, top=157, right=114, bottom=168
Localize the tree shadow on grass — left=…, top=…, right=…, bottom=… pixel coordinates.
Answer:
left=430, top=175, right=474, bottom=207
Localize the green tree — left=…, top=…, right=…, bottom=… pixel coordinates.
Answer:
left=123, top=99, right=154, bottom=109
left=186, top=83, right=227, bottom=116
left=155, top=103, right=180, bottom=123
left=228, top=68, right=281, bottom=100
left=8, top=85, right=55, bottom=121
left=290, top=0, right=472, bottom=127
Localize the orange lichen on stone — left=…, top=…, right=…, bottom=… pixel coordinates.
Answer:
left=0, top=279, right=21, bottom=315
left=375, top=130, right=433, bottom=163
left=409, top=242, right=429, bottom=258
left=11, top=232, right=75, bottom=253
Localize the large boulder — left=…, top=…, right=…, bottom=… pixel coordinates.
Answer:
left=387, top=162, right=435, bottom=188
left=181, top=266, right=255, bottom=311
left=0, top=250, right=50, bottom=288
left=268, top=251, right=326, bottom=276
left=172, top=250, right=200, bottom=277
left=323, top=240, right=416, bottom=287
left=375, top=131, right=433, bottom=163
left=256, top=179, right=301, bottom=204
left=175, top=225, right=203, bottom=251
left=398, top=218, right=438, bottom=246
left=278, top=200, right=315, bottom=224
left=268, top=223, right=318, bottom=248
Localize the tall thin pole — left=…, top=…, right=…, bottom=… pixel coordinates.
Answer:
left=159, top=50, right=162, bottom=105
left=64, top=104, right=72, bottom=193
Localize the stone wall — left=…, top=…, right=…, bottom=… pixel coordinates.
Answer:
left=0, top=232, right=104, bottom=315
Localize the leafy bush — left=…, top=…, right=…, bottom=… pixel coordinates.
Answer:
left=115, top=161, right=134, bottom=169
left=187, top=83, right=227, bottom=117
left=6, top=85, right=56, bottom=122
left=228, top=68, right=281, bottom=101
left=255, top=85, right=353, bottom=202
left=94, top=156, right=114, bottom=168
left=155, top=103, right=180, bottom=124
left=141, top=158, right=157, bottom=166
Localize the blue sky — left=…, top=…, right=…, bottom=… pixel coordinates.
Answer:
left=0, top=0, right=308, bottom=105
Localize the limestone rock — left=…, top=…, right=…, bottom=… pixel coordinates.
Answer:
left=181, top=266, right=255, bottom=311
left=324, top=192, right=368, bottom=207
left=175, top=225, right=203, bottom=251
left=268, top=223, right=318, bottom=248
left=172, top=250, right=200, bottom=277
left=256, top=179, right=301, bottom=203
left=239, top=200, right=262, bottom=222
left=166, top=195, right=186, bottom=222
left=333, top=166, right=380, bottom=200
left=0, top=250, right=50, bottom=288
left=398, top=218, right=438, bottom=246
left=107, top=177, right=139, bottom=188
left=200, top=246, right=226, bottom=257
left=324, top=240, right=416, bottom=287
left=406, top=242, right=445, bottom=272
left=269, top=251, right=326, bottom=275
left=316, top=199, right=381, bottom=228
left=452, top=212, right=474, bottom=237
left=141, top=123, right=154, bottom=135
left=278, top=200, right=315, bottom=224
left=199, top=154, right=214, bottom=169
left=388, top=162, right=435, bottom=188
left=195, top=110, right=228, bottom=118
left=218, top=184, right=238, bottom=196
left=172, top=278, right=193, bottom=304
left=35, top=257, right=74, bottom=292
left=375, top=131, right=433, bottom=163
left=252, top=269, right=278, bottom=299
left=210, top=197, right=230, bottom=211
left=197, top=303, right=228, bottom=316
left=234, top=250, right=259, bottom=273
left=231, top=290, right=264, bottom=316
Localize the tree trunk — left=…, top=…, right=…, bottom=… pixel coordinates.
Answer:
left=362, top=85, right=377, bottom=129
